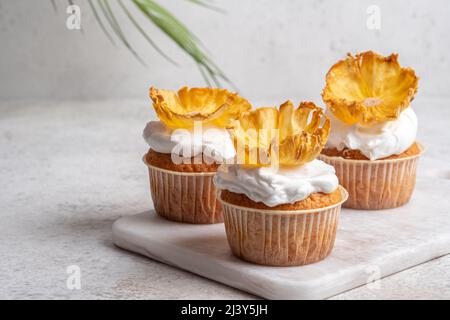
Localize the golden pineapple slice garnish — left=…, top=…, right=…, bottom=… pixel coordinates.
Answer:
left=322, top=51, right=419, bottom=127
left=228, top=101, right=330, bottom=167
left=150, top=87, right=252, bottom=129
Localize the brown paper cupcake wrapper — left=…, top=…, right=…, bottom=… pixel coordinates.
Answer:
left=218, top=186, right=348, bottom=266
left=144, top=157, right=223, bottom=224
left=318, top=146, right=423, bottom=210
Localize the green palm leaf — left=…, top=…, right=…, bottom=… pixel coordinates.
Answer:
left=58, top=0, right=232, bottom=88
left=132, top=0, right=228, bottom=86
left=118, top=0, right=177, bottom=65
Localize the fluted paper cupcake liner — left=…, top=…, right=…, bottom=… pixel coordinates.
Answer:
left=144, top=156, right=223, bottom=224
left=218, top=186, right=348, bottom=266
left=318, top=146, right=423, bottom=210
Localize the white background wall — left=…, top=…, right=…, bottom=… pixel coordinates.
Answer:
left=1, top=0, right=450, bottom=104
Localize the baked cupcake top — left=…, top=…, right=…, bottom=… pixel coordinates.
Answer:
left=143, top=87, right=251, bottom=163
left=322, top=51, right=419, bottom=160
left=214, top=101, right=339, bottom=207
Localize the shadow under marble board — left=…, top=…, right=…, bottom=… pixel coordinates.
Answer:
left=112, top=178, right=450, bottom=299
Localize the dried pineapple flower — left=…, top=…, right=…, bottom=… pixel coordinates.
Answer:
left=322, top=51, right=419, bottom=126
left=229, top=101, right=330, bottom=167
left=150, top=87, right=251, bottom=129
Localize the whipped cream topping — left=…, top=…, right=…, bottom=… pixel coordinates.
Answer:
left=143, top=121, right=236, bottom=162
left=214, top=160, right=339, bottom=207
left=326, top=108, right=418, bottom=160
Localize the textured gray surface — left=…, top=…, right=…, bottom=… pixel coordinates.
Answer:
left=0, top=99, right=449, bottom=299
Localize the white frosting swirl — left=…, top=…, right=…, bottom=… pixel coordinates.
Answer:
left=143, top=121, right=236, bottom=162
left=326, top=108, right=418, bottom=160
left=214, top=160, right=339, bottom=207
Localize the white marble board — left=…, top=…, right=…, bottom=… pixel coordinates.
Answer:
left=112, top=178, right=450, bottom=299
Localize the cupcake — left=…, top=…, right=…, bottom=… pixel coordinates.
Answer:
left=320, top=51, right=423, bottom=210
left=143, top=86, right=251, bottom=224
left=214, top=101, right=348, bottom=266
